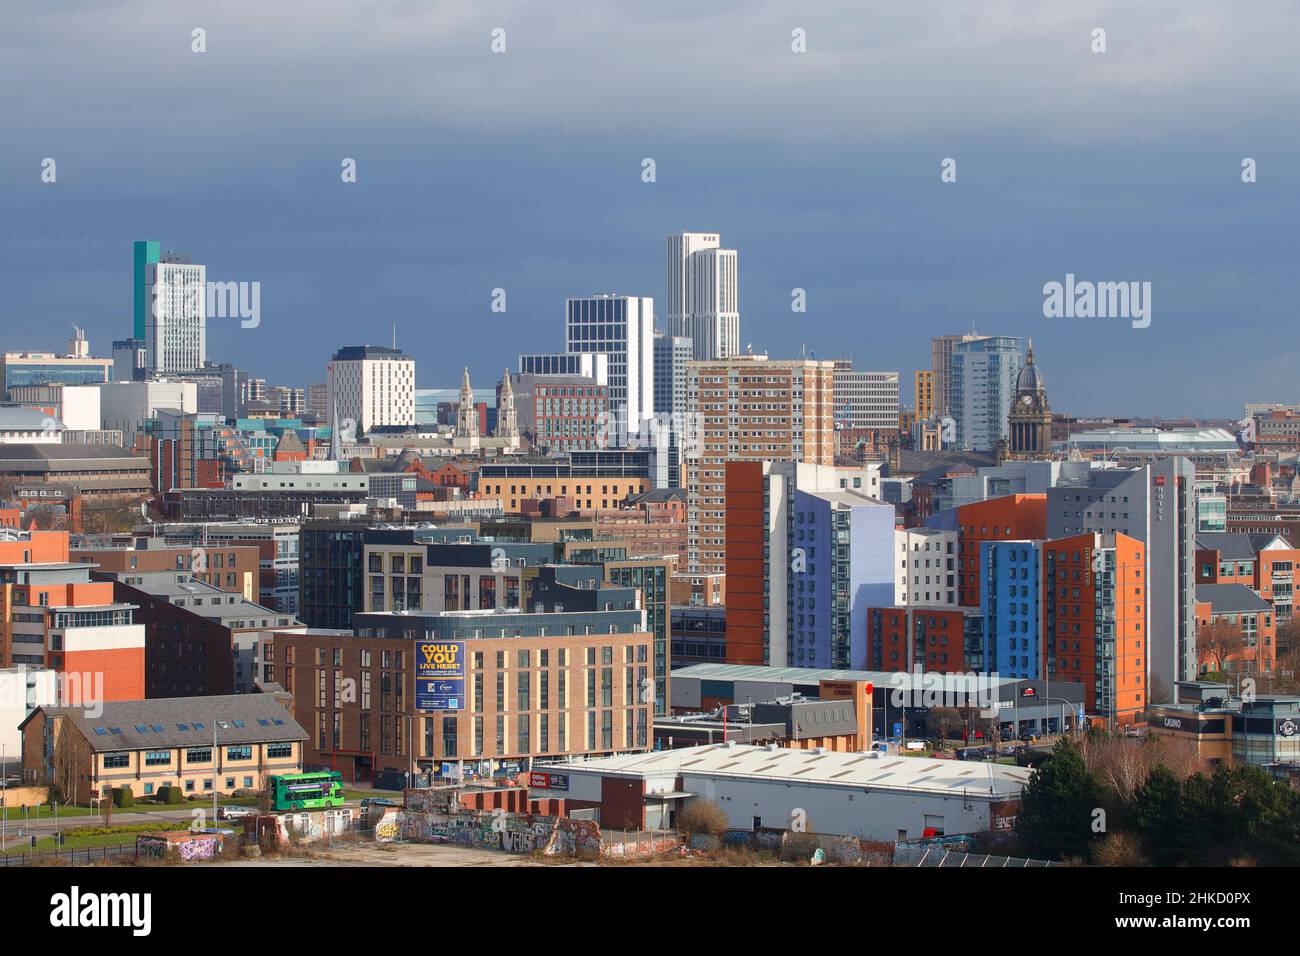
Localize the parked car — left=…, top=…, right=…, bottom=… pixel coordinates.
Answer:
left=218, top=805, right=253, bottom=820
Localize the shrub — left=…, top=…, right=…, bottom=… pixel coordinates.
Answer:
left=1090, top=832, right=1150, bottom=867
left=677, top=799, right=729, bottom=838
left=160, top=786, right=185, bottom=805
left=112, top=787, right=134, bottom=809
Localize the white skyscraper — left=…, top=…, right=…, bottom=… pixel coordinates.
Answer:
left=144, top=253, right=206, bottom=374
left=666, top=232, right=740, bottom=360
left=564, top=294, right=653, bottom=435
left=326, top=345, right=416, bottom=436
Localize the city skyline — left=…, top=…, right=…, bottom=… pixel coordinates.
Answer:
left=4, top=1, right=1297, bottom=417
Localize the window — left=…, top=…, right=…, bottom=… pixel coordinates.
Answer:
left=144, top=750, right=171, bottom=767
left=226, top=745, right=253, bottom=761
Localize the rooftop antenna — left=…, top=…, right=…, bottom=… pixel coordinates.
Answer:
left=392, top=321, right=397, bottom=350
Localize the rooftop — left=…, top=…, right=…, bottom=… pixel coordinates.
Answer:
left=546, top=742, right=1031, bottom=799
left=1197, top=582, right=1274, bottom=615
left=26, top=693, right=308, bottom=752
left=0, top=443, right=147, bottom=466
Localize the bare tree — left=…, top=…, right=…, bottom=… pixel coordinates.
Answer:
left=79, top=494, right=146, bottom=534
left=1197, top=618, right=1246, bottom=675
left=1080, top=734, right=1157, bottom=803
left=1146, top=671, right=1173, bottom=706
left=23, top=507, right=72, bottom=531
left=50, top=718, right=90, bottom=805
left=928, top=707, right=963, bottom=750
left=1147, top=734, right=1208, bottom=782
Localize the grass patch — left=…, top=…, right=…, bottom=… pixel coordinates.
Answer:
left=1, top=820, right=231, bottom=856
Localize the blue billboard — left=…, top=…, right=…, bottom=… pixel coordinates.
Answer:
left=416, top=640, right=466, bottom=711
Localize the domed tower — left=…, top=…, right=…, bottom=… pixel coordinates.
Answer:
left=1008, top=340, right=1052, bottom=458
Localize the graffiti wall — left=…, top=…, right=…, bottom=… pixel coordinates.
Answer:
left=397, top=807, right=603, bottom=857
left=246, top=809, right=356, bottom=849
left=601, top=833, right=684, bottom=858
left=135, top=832, right=224, bottom=862
left=374, top=809, right=401, bottom=843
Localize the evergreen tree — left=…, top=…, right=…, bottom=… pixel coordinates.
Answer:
left=1132, top=764, right=1185, bottom=864
left=1016, top=739, right=1098, bottom=860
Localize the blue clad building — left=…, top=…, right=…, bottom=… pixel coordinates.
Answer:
left=788, top=488, right=895, bottom=671
left=981, top=540, right=1043, bottom=680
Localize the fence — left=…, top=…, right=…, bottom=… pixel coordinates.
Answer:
left=0, top=842, right=136, bottom=867
left=893, top=845, right=1058, bottom=867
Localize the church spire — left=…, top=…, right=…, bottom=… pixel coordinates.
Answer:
left=495, top=368, right=518, bottom=439
left=456, top=367, right=478, bottom=438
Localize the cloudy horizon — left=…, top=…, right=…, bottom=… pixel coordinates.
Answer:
left=3, top=0, right=1297, bottom=416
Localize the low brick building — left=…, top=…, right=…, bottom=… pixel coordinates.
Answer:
left=20, top=693, right=306, bottom=804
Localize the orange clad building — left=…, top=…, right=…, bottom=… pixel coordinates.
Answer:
left=1041, top=532, right=1146, bottom=726
left=956, top=495, right=1047, bottom=607
left=0, top=530, right=146, bottom=703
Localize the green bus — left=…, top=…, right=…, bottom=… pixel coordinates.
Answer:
left=268, top=771, right=345, bottom=811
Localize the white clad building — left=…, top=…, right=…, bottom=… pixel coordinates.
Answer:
left=833, top=363, right=901, bottom=430
left=517, top=351, right=609, bottom=386
left=97, top=380, right=197, bottom=443
left=564, top=295, right=653, bottom=436
left=327, top=345, right=416, bottom=436
left=145, top=254, right=207, bottom=374
left=894, top=527, right=960, bottom=606
left=666, top=232, right=740, bottom=361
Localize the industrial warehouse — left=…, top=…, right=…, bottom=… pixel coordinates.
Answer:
left=531, top=741, right=1029, bottom=839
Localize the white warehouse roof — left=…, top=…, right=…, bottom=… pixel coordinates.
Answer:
left=547, top=742, right=1031, bottom=800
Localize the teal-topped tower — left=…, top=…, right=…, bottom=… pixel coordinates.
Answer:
left=133, top=240, right=160, bottom=339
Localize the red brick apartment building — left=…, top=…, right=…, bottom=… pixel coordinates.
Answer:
left=1195, top=532, right=1298, bottom=622
left=864, top=606, right=974, bottom=673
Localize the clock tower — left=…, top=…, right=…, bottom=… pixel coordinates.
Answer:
left=1008, top=341, right=1052, bottom=458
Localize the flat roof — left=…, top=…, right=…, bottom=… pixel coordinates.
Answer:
left=545, top=743, right=1030, bottom=799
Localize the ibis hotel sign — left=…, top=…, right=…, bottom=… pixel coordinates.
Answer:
left=416, top=641, right=466, bottom=712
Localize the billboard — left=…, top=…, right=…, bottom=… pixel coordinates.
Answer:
left=416, top=641, right=466, bottom=711
left=528, top=771, right=569, bottom=791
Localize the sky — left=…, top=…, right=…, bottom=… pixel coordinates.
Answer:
left=2, top=0, right=1298, bottom=417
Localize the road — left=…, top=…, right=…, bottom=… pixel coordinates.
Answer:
left=0, top=799, right=370, bottom=852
